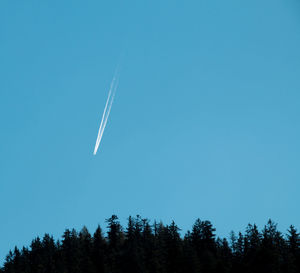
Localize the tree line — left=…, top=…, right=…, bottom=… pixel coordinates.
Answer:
left=1, top=215, right=300, bottom=273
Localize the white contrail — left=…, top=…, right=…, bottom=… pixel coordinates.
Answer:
left=93, top=78, right=115, bottom=153
left=93, top=80, right=114, bottom=154
left=97, top=78, right=118, bottom=147
left=93, top=75, right=118, bottom=155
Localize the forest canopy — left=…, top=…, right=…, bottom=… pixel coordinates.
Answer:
left=1, top=215, right=300, bottom=273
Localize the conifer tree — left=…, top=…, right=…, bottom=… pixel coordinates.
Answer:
left=105, top=215, right=123, bottom=273
left=78, top=226, right=93, bottom=273
left=92, top=225, right=106, bottom=273
left=163, top=221, right=183, bottom=273
left=287, top=225, right=300, bottom=254
left=191, top=219, right=217, bottom=273
left=61, top=229, right=81, bottom=273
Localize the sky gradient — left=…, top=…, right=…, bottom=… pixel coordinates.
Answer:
left=1, top=0, right=300, bottom=263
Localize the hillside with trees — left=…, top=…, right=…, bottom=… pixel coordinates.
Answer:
left=1, top=215, right=300, bottom=273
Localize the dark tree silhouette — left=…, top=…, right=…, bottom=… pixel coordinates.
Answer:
left=92, top=225, right=106, bottom=273
left=1, top=216, right=300, bottom=273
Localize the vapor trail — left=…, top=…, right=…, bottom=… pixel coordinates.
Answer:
left=97, top=78, right=118, bottom=147
left=93, top=78, right=115, bottom=153
left=93, top=74, right=118, bottom=155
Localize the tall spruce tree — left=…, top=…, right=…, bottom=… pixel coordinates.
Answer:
left=92, top=225, right=107, bottom=273
left=105, top=215, right=123, bottom=273
left=78, top=226, right=93, bottom=273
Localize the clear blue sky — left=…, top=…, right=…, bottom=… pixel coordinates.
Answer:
left=1, top=0, right=300, bottom=262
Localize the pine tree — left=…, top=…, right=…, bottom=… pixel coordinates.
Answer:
left=141, top=218, right=159, bottom=273
left=164, top=221, right=183, bottom=273
left=191, top=219, right=217, bottom=273
left=41, top=234, right=57, bottom=273
left=92, top=225, right=107, bottom=273
left=286, top=225, right=300, bottom=273
left=243, top=224, right=262, bottom=273
left=121, top=216, right=145, bottom=273
left=29, top=237, right=45, bottom=273
left=182, top=231, right=199, bottom=273
left=260, top=219, right=284, bottom=273
left=61, top=229, right=81, bottom=273
left=287, top=225, right=300, bottom=254
left=3, top=250, right=14, bottom=273
left=105, top=215, right=124, bottom=273
left=215, top=238, right=232, bottom=273
left=78, top=226, right=94, bottom=273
